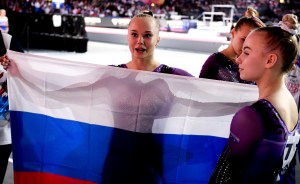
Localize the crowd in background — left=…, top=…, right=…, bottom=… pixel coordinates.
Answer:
left=0, top=0, right=299, bottom=24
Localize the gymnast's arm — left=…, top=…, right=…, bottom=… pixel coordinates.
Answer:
left=210, top=105, right=264, bottom=183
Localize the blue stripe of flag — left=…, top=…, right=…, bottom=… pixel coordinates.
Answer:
left=11, top=111, right=227, bottom=183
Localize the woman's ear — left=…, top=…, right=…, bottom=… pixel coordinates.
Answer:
left=265, top=53, right=278, bottom=69
left=231, top=29, right=235, bottom=39
left=156, top=36, right=160, bottom=46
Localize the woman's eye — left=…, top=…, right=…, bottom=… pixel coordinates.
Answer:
left=144, top=34, right=153, bottom=38
left=131, top=33, right=138, bottom=37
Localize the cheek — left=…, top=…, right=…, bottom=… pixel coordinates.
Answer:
left=146, top=39, right=156, bottom=48
left=237, top=39, right=244, bottom=48
left=243, top=60, right=263, bottom=79
left=128, top=41, right=135, bottom=52
left=232, top=38, right=242, bottom=50
left=127, top=37, right=132, bottom=46
left=245, top=59, right=259, bottom=70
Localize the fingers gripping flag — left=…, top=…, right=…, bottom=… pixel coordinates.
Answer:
left=7, top=50, right=258, bottom=184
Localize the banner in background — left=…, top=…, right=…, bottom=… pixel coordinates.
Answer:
left=7, top=50, right=258, bottom=184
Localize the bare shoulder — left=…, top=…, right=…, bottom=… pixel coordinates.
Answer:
left=269, top=91, right=298, bottom=131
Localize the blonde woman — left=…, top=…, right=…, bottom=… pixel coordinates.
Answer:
left=199, top=7, right=265, bottom=84
left=210, top=24, right=300, bottom=183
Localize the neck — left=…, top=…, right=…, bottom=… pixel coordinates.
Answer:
left=221, top=46, right=238, bottom=63
left=257, top=73, right=285, bottom=101
left=127, top=58, right=160, bottom=71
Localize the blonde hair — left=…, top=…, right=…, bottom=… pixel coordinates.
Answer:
left=128, top=10, right=160, bottom=33
left=277, top=14, right=298, bottom=35
left=234, top=7, right=265, bottom=30
left=255, top=26, right=298, bottom=73
left=282, top=14, right=298, bottom=30
left=244, top=7, right=259, bottom=18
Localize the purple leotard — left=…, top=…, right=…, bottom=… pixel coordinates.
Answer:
left=114, top=64, right=194, bottom=77
left=199, top=52, right=253, bottom=84
left=209, top=99, right=300, bottom=184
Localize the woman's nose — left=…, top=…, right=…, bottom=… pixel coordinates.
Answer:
left=137, top=36, right=144, bottom=44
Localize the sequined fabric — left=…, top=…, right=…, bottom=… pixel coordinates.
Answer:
left=199, top=52, right=253, bottom=84
left=112, top=64, right=193, bottom=76
left=209, top=99, right=300, bottom=184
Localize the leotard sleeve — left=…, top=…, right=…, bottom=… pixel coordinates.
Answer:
left=209, top=106, right=264, bottom=183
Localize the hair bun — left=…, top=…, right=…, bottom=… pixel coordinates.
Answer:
left=282, top=14, right=298, bottom=30
left=245, top=7, right=259, bottom=18
left=242, top=7, right=265, bottom=28
left=278, top=14, right=299, bottom=34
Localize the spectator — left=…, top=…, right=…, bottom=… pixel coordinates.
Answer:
left=0, top=9, right=8, bottom=33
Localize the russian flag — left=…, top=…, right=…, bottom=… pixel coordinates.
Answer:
left=7, top=50, right=258, bottom=184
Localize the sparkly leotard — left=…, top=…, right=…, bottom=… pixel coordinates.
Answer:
left=199, top=52, right=253, bottom=84
left=209, top=99, right=300, bottom=184
left=114, top=64, right=194, bottom=77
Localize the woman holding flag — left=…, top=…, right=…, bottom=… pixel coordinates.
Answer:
left=0, top=31, right=24, bottom=184
left=105, top=10, right=194, bottom=183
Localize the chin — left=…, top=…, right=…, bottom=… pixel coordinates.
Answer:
left=241, top=76, right=255, bottom=83
left=239, top=74, right=248, bottom=81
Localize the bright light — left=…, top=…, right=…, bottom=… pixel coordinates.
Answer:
left=52, top=15, right=62, bottom=27
left=151, top=3, right=155, bottom=7
left=279, top=0, right=285, bottom=3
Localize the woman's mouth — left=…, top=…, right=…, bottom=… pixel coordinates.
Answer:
left=135, top=48, right=146, bottom=53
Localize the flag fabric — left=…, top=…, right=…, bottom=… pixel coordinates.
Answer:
left=7, top=50, right=258, bottom=184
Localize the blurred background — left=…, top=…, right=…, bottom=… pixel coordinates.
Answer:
left=0, top=0, right=299, bottom=53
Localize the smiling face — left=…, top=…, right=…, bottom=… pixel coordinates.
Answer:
left=127, top=16, right=160, bottom=61
left=236, top=31, right=269, bottom=82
